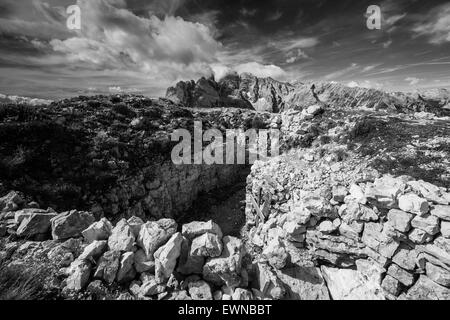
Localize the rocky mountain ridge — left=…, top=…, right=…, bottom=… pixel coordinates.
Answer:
left=166, top=74, right=450, bottom=116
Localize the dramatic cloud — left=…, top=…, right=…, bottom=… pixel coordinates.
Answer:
left=1, top=0, right=449, bottom=98
left=412, top=3, right=450, bottom=44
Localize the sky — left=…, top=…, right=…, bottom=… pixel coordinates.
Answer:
left=0, top=0, right=449, bottom=99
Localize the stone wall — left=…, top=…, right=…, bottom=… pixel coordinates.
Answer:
left=245, top=166, right=450, bottom=299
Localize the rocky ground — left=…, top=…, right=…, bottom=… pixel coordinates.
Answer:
left=0, top=74, right=449, bottom=300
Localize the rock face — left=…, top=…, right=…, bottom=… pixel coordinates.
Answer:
left=108, top=219, right=135, bottom=252
left=321, top=265, right=385, bottom=300
left=154, top=232, right=183, bottom=283
left=276, top=266, right=330, bottom=300
left=167, top=75, right=449, bottom=114
left=82, top=218, right=113, bottom=243
left=137, top=219, right=177, bottom=258
left=94, top=250, right=121, bottom=284
left=182, top=220, right=223, bottom=240
left=190, top=233, right=223, bottom=258
left=66, top=259, right=92, bottom=291
left=51, top=210, right=95, bottom=240
left=16, top=211, right=57, bottom=237
left=203, top=236, right=244, bottom=288
left=166, top=76, right=254, bottom=110
left=187, top=280, right=213, bottom=300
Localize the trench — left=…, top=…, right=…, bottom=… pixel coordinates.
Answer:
left=178, top=166, right=250, bottom=238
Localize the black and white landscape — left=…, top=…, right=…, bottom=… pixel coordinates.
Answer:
left=0, top=0, right=449, bottom=301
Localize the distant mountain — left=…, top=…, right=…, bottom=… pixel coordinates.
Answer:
left=166, top=73, right=450, bottom=116
left=0, top=93, right=52, bottom=106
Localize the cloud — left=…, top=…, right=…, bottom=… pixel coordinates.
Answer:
left=240, top=8, right=257, bottom=17
left=324, top=63, right=359, bottom=80
left=285, top=49, right=309, bottom=64
left=347, top=81, right=359, bottom=88
left=362, top=65, right=379, bottom=72
left=346, top=80, right=383, bottom=90
left=412, top=3, right=450, bottom=44
left=405, top=77, right=421, bottom=85
left=267, top=10, right=283, bottom=22
left=47, top=0, right=221, bottom=87
left=281, top=37, right=319, bottom=51
left=233, top=62, right=287, bottom=79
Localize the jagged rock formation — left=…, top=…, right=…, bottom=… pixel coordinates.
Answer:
left=166, top=75, right=450, bottom=116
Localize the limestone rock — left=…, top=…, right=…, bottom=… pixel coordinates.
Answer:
left=51, top=210, right=95, bottom=240
left=381, top=275, right=402, bottom=296
left=190, top=233, right=223, bottom=257
left=188, top=280, right=213, bottom=300
left=340, top=202, right=379, bottom=223
left=261, top=237, right=288, bottom=269
left=307, top=231, right=367, bottom=266
left=387, top=264, right=415, bottom=287
left=164, top=290, right=192, bottom=300
left=47, top=245, right=74, bottom=267
left=332, top=185, right=348, bottom=203
left=411, top=214, right=440, bottom=235
left=177, top=236, right=205, bottom=275
left=154, top=232, right=183, bottom=284
left=283, top=221, right=306, bottom=242
left=78, top=240, right=107, bottom=261
left=82, top=218, right=113, bottom=243
left=338, top=221, right=362, bottom=239
left=94, top=250, right=121, bottom=284
left=14, top=208, right=51, bottom=225
left=387, top=209, right=413, bottom=233
left=301, top=195, right=333, bottom=218
left=137, top=219, right=177, bottom=258
left=87, top=280, right=109, bottom=299
left=318, top=220, right=338, bottom=234
left=116, top=252, right=136, bottom=284
left=255, top=263, right=285, bottom=299
left=404, top=275, right=450, bottom=300
left=127, top=216, right=144, bottom=237
left=392, top=246, right=418, bottom=271
left=182, top=220, right=223, bottom=240
left=407, top=180, right=449, bottom=204
left=16, top=211, right=57, bottom=237
left=232, top=288, right=253, bottom=300
left=140, top=274, right=167, bottom=296
left=362, top=223, right=400, bottom=259
left=441, top=221, right=450, bottom=238
left=398, top=193, right=429, bottom=215
left=276, top=265, right=330, bottom=300
left=203, top=236, right=244, bottom=288
left=65, top=259, right=92, bottom=291
left=408, top=228, right=433, bottom=244
left=365, top=175, right=405, bottom=208
left=108, top=219, right=135, bottom=252
left=134, top=249, right=155, bottom=273
left=321, top=265, right=385, bottom=300
left=426, top=263, right=450, bottom=287
left=430, top=205, right=450, bottom=221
